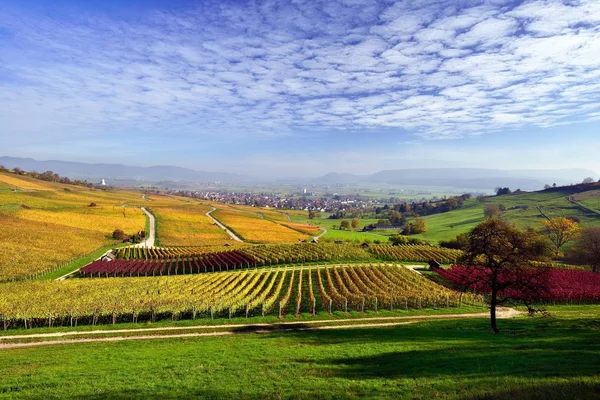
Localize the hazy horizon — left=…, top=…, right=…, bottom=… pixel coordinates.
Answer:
left=2, top=0, right=600, bottom=178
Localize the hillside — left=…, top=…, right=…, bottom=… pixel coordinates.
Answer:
left=0, top=172, right=321, bottom=281
left=410, top=187, right=600, bottom=244
left=0, top=172, right=150, bottom=281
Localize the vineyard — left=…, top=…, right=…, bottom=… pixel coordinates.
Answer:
left=111, top=243, right=461, bottom=271
left=211, top=208, right=309, bottom=243
left=436, top=265, right=600, bottom=302
left=87, top=244, right=373, bottom=277
left=152, top=206, right=233, bottom=247
left=369, top=245, right=463, bottom=264
left=0, top=264, right=483, bottom=329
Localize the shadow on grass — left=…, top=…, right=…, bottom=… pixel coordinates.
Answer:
left=284, top=317, right=600, bottom=382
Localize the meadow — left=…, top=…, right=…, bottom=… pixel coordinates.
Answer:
left=406, top=189, right=600, bottom=244
left=0, top=306, right=598, bottom=399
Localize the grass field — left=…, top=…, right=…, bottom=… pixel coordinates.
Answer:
left=407, top=190, right=600, bottom=244
left=408, top=199, right=486, bottom=243
left=0, top=306, right=598, bottom=399
left=290, top=215, right=396, bottom=243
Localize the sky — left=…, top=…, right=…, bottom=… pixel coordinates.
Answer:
left=1, top=0, right=600, bottom=178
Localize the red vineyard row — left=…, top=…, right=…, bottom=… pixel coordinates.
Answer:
left=436, top=265, right=600, bottom=301
left=81, top=251, right=256, bottom=277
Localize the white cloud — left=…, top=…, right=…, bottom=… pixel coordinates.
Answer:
left=0, top=0, right=599, bottom=147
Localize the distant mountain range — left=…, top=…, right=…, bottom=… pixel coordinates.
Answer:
left=0, top=156, right=252, bottom=184
left=1, top=156, right=597, bottom=191
left=312, top=168, right=599, bottom=191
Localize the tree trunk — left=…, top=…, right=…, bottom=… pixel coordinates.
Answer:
left=490, top=287, right=500, bottom=334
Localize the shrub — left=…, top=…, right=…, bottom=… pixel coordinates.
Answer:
left=112, top=229, right=125, bottom=240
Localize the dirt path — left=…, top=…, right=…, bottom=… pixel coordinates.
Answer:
left=0, top=322, right=420, bottom=350
left=317, top=226, right=328, bottom=238
left=206, top=207, right=243, bottom=242
left=403, top=265, right=426, bottom=275
left=0, top=309, right=520, bottom=349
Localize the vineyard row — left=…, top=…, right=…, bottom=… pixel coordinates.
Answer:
left=0, top=264, right=482, bottom=330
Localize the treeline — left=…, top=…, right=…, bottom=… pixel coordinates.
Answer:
left=0, top=166, right=94, bottom=188
left=328, top=193, right=472, bottom=222
left=376, top=193, right=471, bottom=218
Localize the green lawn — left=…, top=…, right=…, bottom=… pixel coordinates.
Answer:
left=0, top=306, right=598, bottom=399
left=290, top=215, right=396, bottom=243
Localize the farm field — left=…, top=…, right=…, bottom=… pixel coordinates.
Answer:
left=151, top=205, right=234, bottom=247
left=0, top=306, right=598, bottom=399
left=212, top=208, right=309, bottom=243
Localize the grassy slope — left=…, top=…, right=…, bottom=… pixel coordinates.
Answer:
left=409, top=189, right=600, bottom=244
left=0, top=306, right=598, bottom=399
left=290, top=215, right=395, bottom=242
left=410, top=199, right=486, bottom=243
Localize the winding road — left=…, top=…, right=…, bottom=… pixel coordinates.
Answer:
left=134, top=207, right=156, bottom=248
left=206, top=207, right=243, bottom=242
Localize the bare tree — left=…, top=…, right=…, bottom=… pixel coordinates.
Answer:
left=484, top=204, right=501, bottom=219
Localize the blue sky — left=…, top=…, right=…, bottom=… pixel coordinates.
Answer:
left=1, top=0, right=600, bottom=178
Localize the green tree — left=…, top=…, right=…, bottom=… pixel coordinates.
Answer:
left=340, top=220, right=350, bottom=230
left=351, top=218, right=360, bottom=231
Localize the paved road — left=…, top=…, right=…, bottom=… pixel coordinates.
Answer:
left=134, top=207, right=155, bottom=248
left=206, top=207, right=243, bottom=242
left=316, top=226, right=328, bottom=238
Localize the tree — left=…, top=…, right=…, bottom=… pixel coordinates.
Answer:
left=340, top=220, right=350, bottom=230
left=582, top=177, right=595, bottom=184
left=412, top=218, right=427, bottom=234
left=439, top=232, right=470, bottom=251
left=308, top=211, right=321, bottom=219
left=495, top=187, right=512, bottom=196
left=112, top=229, right=125, bottom=240
left=461, top=219, right=547, bottom=333
left=402, top=218, right=427, bottom=235
left=544, top=184, right=551, bottom=190
left=484, top=204, right=501, bottom=219
left=351, top=218, right=360, bottom=231
left=541, top=217, right=581, bottom=256
left=570, top=227, right=600, bottom=272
